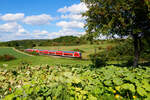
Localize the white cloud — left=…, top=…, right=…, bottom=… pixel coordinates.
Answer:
left=48, top=28, right=85, bottom=39
left=23, top=14, right=53, bottom=25
left=56, top=21, right=84, bottom=29
left=0, top=22, right=29, bottom=41
left=0, top=3, right=88, bottom=41
left=0, top=22, right=25, bottom=33
left=54, top=3, right=88, bottom=39
left=30, top=29, right=85, bottom=39
left=57, top=2, right=87, bottom=38
left=0, top=13, right=24, bottom=21
left=61, top=14, right=84, bottom=20
left=58, top=3, right=88, bottom=14
left=32, top=30, right=49, bottom=35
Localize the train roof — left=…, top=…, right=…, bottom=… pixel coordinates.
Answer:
left=63, top=51, right=75, bottom=53
left=26, top=49, right=81, bottom=53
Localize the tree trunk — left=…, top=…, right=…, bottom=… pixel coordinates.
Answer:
left=133, top=36, right=139, bottom=67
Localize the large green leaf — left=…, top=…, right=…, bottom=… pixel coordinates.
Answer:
left=104, top=80, right=112, bottom=86
left=113, top=78, right=123, bottom=86
left=4, top=94, right=15, bottom=100
left=142, top=79, right=150, bottom=92
left=121, top=83, right=135, bottom=93
left=137, top=87, right=147, bottom=96
left=88, top=95, right=97, bottom=100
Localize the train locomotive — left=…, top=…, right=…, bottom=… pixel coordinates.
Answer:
left=25, top=49, right=82, bottom=58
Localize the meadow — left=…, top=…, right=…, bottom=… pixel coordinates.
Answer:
left=0, top=47, right=28, bottom=58
left=0, top=41, right=115, bottom=69
left=0, top=47, right=91, bottom=69
left=35, top=41, right=115, bottom=59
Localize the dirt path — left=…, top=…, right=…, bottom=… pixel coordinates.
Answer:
left=12, top=48, right=34, bottom=56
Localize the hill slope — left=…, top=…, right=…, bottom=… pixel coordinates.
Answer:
left=0, top=47, right=29, bottom=58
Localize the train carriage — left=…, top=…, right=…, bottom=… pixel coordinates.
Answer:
left=56, top=51, right=63, bottom=56
left=25, top=49, right=34, bottom=52
left=48, top=50, right=56, bottom=55
left=25, top=49, right=82, bottom=58
left=35, top=49, right=40, bottom=53
left=43, top=50, right=49, bottom=55
left=63, top=51, right=74, bottom=57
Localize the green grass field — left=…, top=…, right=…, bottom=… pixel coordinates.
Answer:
left=0, top=47, right=28, bottom=58
left=0, top=47, right=91, bottom=69
left=0, top=42, right=116, bottom=69
left=35, top=42, right=115, bottom=59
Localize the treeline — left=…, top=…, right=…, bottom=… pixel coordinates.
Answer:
left=0, top=36, right=87, bottom=49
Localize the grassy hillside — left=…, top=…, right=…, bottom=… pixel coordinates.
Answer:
left=0, top=56, right=91, bottom=69
left=35, top=41, right=115, bottom=59
left=0, top=47, right=28, bottom=58
left=0, top=47, right=91, bottom=69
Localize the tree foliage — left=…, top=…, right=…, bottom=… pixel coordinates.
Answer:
left=81, top=0, right=150, bottom=67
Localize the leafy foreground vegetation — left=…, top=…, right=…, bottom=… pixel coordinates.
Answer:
left=0, top=65, right=150, bottom=100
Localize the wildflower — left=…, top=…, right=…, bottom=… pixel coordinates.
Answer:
left=133, top=96, right=136, bottom=99
left=75, top=87, right=81, bottom=91
left=53, top=96, right=56, bottom=100
left=3, top=64, right=8, bottom=67
left=9, top=88, right=12, bottom=92
left=113, top=90, right=116, bottom=93
left=115, top=86, right=121, bottom=91
left=115, top=94, right=120, bottom=99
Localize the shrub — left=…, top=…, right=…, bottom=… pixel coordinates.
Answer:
left=106, top=45, right=113, bottom=51
left=101, top=41, right=104, bottom=44
left=31, top=51, right=39, bottom=56
left=72, top=48, right=85, bottom=53
left=141, top=49, right=150, bottom=60
left=98, top=46, right=102, bottom=50
left=89, top=53, right=107, bottom=68
left=99, top=39, right=134, bottom=61
left=110, top=40, right=133, bottom=57
left=94, top=40, right=100, bottom=45
left=0, top=54, right=16, bottom=61
left=25, top=51, right=39, bottom=56
left=123, top=56, right=134, bottom=66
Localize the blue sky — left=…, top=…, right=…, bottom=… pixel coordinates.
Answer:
left=0, top=0, right=87, bottom=41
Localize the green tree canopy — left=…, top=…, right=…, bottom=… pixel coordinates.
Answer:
left=81, top=0, right=150, bottom=67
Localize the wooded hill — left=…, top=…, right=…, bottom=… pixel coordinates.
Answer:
left=0, top=36, right=87, bottom=49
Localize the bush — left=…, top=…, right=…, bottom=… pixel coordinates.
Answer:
left=72, top=48, right=85, bottom=53
left=123, top=56, right=134, bottom=66
left=141, top=49, right=150, bottom=60
left=101, top=41, right=104, bottom=44
left=106, top=45, right=113, bottom=51
left=99, top=39, right=134, bottom=61
left=25, top=51, right=39, bottom=56
left=98, top=46, right=103, bottom=50
left=89, top=53, right=107, bottom=68
left=0, top=54, right=16, bottom=61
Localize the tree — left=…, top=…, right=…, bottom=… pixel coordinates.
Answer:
left=81, top=0, right=150, bottom=67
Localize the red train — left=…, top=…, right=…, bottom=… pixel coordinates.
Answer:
left=25, top=49, right=82, bottom=58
